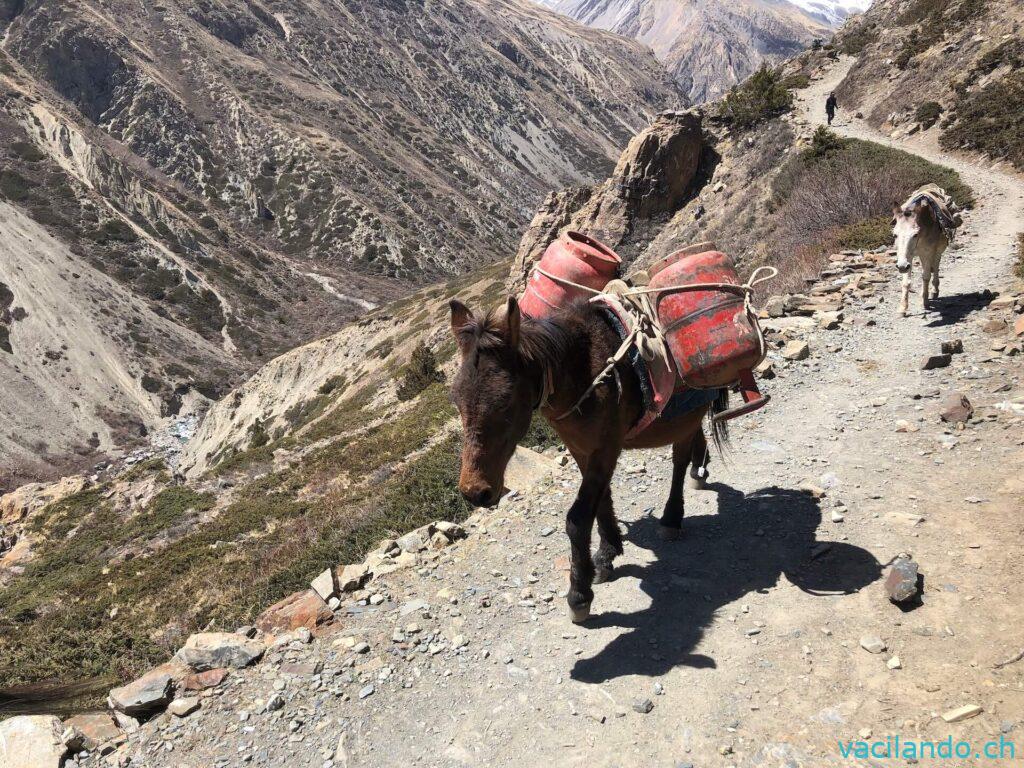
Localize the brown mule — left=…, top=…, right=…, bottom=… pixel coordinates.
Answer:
left=449, top=296, right=726, bottom=622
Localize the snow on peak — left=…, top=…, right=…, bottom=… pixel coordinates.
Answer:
left=784, top=0, right=872, bottom=26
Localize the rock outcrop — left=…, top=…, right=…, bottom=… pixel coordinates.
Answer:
left=509, top=109, right=707, bottom=292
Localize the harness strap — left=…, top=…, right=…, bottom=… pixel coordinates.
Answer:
left=532, top=263, right=778, bottom=420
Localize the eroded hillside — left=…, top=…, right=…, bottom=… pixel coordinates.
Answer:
left=0, top=0, right=679, bottom=483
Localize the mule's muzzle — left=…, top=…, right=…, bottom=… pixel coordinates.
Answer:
left=459, top=482, right=498, bottom=508
left=897, top=263, right=911, bottom=274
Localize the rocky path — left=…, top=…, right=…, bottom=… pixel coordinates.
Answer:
left=69, top=59, right=1024, bottom=768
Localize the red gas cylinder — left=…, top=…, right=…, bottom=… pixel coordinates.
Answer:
left=519, top=231, right=621, bottom=319
left=648, top=250, right=763, bottom=388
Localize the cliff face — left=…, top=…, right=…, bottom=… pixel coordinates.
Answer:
left=538, top=0, right=846, bottom=102
left=0, top=0, right=679, bottom=483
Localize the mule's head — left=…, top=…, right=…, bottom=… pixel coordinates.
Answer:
left=892, top=201, right=933, bottom=273
left=449, top=296, right=540, bottom=507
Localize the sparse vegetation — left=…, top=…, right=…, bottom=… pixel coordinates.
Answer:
left=941, top=72, right=1024, bottom=171
left=522, top=412, right=561, bottom=452
left=1016, top=234, right=1024, bottom=280
left=396, top=342, right=444, bottom=401
left=717, top=66, right=793, bottom=129
left=839, top=22, right=878, bottom=55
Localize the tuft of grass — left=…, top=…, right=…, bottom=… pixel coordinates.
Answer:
left=717, top=66, right=793, bottom=130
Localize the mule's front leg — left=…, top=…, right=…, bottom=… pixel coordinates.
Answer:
left=565, top=451, right=617, bottom=622
left=900, top=270, right=912, bottom=316
left=921, top=263, right=933, bottom=310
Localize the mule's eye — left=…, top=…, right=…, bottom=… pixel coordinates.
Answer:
left=903, top=210, right=912, bottom=217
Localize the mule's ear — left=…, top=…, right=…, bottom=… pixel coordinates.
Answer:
left=450, top=299, right=474, bottom=337
left=891, top=202, right=902, bottom=222
left=505, top=296, right=521, bottom=349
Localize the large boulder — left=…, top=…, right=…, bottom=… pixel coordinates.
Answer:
left=174, top=632, right=265, bottom=671
left=0, top=715, right=67, bottom=767
left=256, top=589, right=334, bottom=635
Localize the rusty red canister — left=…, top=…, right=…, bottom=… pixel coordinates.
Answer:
left=519, top=231, right=621, bottom=319
left=648, top=249, right=763, bottom=388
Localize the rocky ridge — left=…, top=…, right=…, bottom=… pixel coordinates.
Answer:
left=538, top=0, right=835, bottom=102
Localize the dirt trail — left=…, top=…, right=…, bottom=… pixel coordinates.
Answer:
left=103, top=58, right=1024, bottom=768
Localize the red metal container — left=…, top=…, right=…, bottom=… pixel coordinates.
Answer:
left=519, top=231, right=621, bottom=319
left=648, top=249, right=763, bottom=389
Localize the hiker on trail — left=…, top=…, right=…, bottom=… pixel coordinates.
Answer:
left=825, top=92, right=838, bottom=125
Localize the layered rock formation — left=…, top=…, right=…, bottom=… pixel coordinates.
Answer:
left=0, top=0, right=678, bottom=482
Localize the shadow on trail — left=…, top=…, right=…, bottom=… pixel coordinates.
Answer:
left=571, top=484, right=881, bottom=684
left=925, top=290, right=994, bottom=327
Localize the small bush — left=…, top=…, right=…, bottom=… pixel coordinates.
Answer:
left=318, top=374, right=346, bottom=395
left=0, top=170, right=31, bottom=202
left=717, top=66, right=793, bottom=130
left=10, top=142, right=45, bottom=162
left=915, top=101, right=943, bottom=128
left=781, top=73, right=810, bottom=91
left=395, top=342, right=444, bottom=402
left=247, top=418, right=270, bottom=449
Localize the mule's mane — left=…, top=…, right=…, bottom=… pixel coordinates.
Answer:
left=459, top=304, right=580, bottom=369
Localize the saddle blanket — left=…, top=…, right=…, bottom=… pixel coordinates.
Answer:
left=903, top=184, right=962, bottom=241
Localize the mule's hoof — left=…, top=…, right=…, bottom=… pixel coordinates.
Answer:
left=658, top=525, right=682, bottom=541
left=686, top=474, right=707, bottom=490
left=593, top=565, right=613, bottom=584
left=569, top=603, right=592, bottom=623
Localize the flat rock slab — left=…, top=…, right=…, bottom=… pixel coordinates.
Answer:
left=108, top=662, right=183, bottom=716
left=64, top=712, right=122, bottom=751
left=942, top=704, right=983, bottom=723
left=175, top=632, right=265, bottom=671
left=0, top=715, right=66, bottom=768
left=884, top=558, right=920, bottom=603
left=256, top=589, right=333, bottom=634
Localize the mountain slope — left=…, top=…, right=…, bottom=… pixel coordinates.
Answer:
left=0, top=0, right=679, bottom=485
left=537, top=0, right=851, bottom=102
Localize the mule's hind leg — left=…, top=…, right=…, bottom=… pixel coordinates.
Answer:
left=686, top=427, right=710, bottom=490
left=659, top=441, right=693, bottom=541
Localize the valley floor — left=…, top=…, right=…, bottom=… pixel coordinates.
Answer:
left=85, top=58, right=1024, bottom=767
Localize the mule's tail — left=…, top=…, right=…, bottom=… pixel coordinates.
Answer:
left=709, top=389, right=731, bottom=455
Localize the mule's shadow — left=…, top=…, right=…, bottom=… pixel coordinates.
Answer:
left=570, top=483, right=881, bottom=683
left=924, top=290, right=994, bottom=327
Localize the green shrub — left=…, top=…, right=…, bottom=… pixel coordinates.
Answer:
left=781, top=73, right=810, bottom=91
left=717, top=66, right=793, bottom=129
left=941, top=72, right=1024, bottom=170
left=247, top=418, right=270, bottom=449
left=10, top=142, right=45, bottom=162
left=395, top=342, right=444, bottom=402
left=0, top=170, right=31, bottom=201
left=915, top=101, right=943, bottom=128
